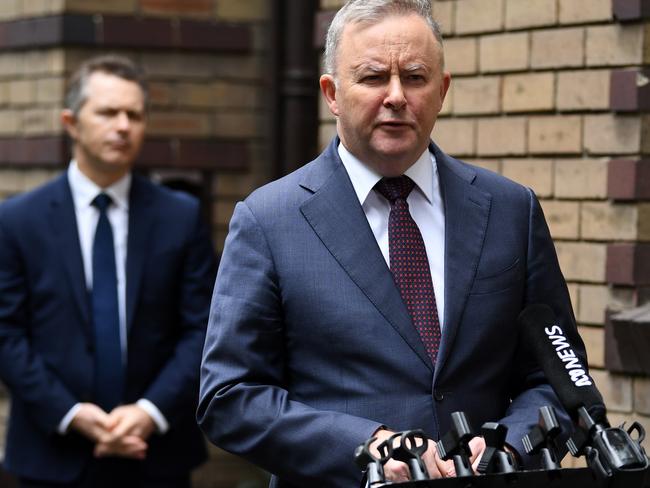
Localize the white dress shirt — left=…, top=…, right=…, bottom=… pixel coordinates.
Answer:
left=58, top=161, right=168, bottom=434
left=338, top=143, right=446, bottom=330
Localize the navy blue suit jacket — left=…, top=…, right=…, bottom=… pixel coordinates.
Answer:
left=198, top=139, right=586, bottom=487
left=0, top=173, right=216, bottom=482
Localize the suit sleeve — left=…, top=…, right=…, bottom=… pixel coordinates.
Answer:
left=140, top=201, right=217, bottom=426
left=500, top=188, right=584, bottom=465
left=0, top=210, right=78, bottom=434
left=198, top=201, right=383, bottom=487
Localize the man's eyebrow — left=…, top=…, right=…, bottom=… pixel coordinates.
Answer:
left=403, top=63, right=430, bottom=72
left=351, top=63, right=388, bottom=74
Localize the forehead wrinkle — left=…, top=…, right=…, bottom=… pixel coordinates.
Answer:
left=351, top=62, right=388, bottom=74
left=339, top=16, right=443, bottom=77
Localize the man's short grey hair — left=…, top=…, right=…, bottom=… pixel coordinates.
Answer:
left=65, top=54, right=148, bottom=116
left=324, top=0, right=443, bottom=75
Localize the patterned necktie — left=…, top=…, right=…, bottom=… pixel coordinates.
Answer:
left=91, top=193, right=124, bottom=410
left=375, top=176, right=441, bottom=363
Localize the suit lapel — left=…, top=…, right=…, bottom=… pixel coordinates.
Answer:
left=125, top=176, right=154, bottom=332
left=433, top=147, right=491, bottom=381
left=48, top=175, right=91, bottom=331
left=299, top=141, right=433, bottom=371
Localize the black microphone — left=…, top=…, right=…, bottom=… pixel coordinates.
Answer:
left=517, top=303, right=606, bottom=424
left=518, top=304, right=649, bottom=482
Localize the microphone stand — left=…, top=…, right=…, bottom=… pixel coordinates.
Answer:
left=436, top=411, right=475, bottom=478
left=567, top=406, right=649, bottom=487
left=523, top=406, right=562, bottom=471
left=355, top=436, right=391, bottom=487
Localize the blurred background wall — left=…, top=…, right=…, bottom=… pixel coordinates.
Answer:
left=0, top=0, right=649, bottom=485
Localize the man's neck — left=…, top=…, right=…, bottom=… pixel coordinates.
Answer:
left=76, top=160, right=130, bottom=189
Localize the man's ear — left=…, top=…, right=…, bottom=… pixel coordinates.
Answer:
left=60, top=109, right=78, bottom=140
left=441, top=71, right=451, bottom=102
left=319, top=74, right=340, bottom=117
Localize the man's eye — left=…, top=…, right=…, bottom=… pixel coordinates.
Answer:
left=405, top=74, right=425, bottom=82
left=360, top=75, right=382, bottom=83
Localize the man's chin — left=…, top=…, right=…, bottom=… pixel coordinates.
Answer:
left=100, top=154, right=136, bottom=169
left=371, top=143, right=423, bottom=165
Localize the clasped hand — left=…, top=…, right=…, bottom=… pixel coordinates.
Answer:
left=370, top=429, right=487, bottom=482
left=69, top=403, right=156, bottom=460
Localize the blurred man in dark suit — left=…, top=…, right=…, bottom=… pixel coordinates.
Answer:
left=0, top=54, right=216, bottom=487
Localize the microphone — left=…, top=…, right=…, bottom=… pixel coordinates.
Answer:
left=518, top=304, right=649, bottom=481
left=354, top=436, right=388, bottom=487
left=522, top=406, right=562, bottom=470
left=436, top=411, right=475, bottom=477
left=517, top=304, right=606, bottom=423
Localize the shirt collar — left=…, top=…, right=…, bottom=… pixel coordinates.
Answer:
left=67, top=160, right=132, bottom=212
left=338, top=143, right=436, bottom=205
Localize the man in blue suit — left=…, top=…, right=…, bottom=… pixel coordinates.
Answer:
left=198, top=1, right=587, bottom=486
left=0, top=55, right=216, bottom=487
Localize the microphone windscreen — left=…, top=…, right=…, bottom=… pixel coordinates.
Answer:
left=518, top=304, right=606, bottom=423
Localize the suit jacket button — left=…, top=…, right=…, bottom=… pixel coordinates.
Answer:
left=434, top=391, right=444, bottom=402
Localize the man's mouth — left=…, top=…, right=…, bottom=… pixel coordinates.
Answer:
left=377, top=121, right=412, bottom=129
left=107, top=141, right=130, bottom=150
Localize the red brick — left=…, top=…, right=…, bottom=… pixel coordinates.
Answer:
left=140, top=0, right=213, bottom=18
left=147, top=111, right=212, bottom=137
left=608, top=159, right=650, bottom=201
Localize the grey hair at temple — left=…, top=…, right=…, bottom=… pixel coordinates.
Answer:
left=65, top=54, right=149, bottom=116
left=323, top=0, right=444, bottom=76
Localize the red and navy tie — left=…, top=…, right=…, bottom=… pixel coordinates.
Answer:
left=375, top=176, right=441, bottom=363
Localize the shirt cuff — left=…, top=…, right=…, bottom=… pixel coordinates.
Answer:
left=136, top=398, right=169, bottom=434
left=58, top=403, right=82, bottom=434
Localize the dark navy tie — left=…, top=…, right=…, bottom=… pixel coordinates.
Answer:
left=375, top=176, right=441, bottom=363
left=91, top=193, right=124, bottom=410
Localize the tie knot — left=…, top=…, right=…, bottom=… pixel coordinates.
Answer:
left=375, top=176, right=415, bottom=203
left=92, top=193, right=112, bottom=213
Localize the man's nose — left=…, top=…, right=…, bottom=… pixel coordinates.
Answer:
left=115, top=112, right=131, bottom=131
left=383, top=76, right=406, bottom=110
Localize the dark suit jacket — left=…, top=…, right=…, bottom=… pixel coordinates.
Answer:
left=0, top=172, right=216, bottom=482
left=197, top=138, right=586, bottom=488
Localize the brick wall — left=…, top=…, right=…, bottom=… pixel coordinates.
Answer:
left=0, top=0, right=271, bottom=486
left=316, top=0, right=650, bottom=468
left=0, top=0, right=272, bottom=253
